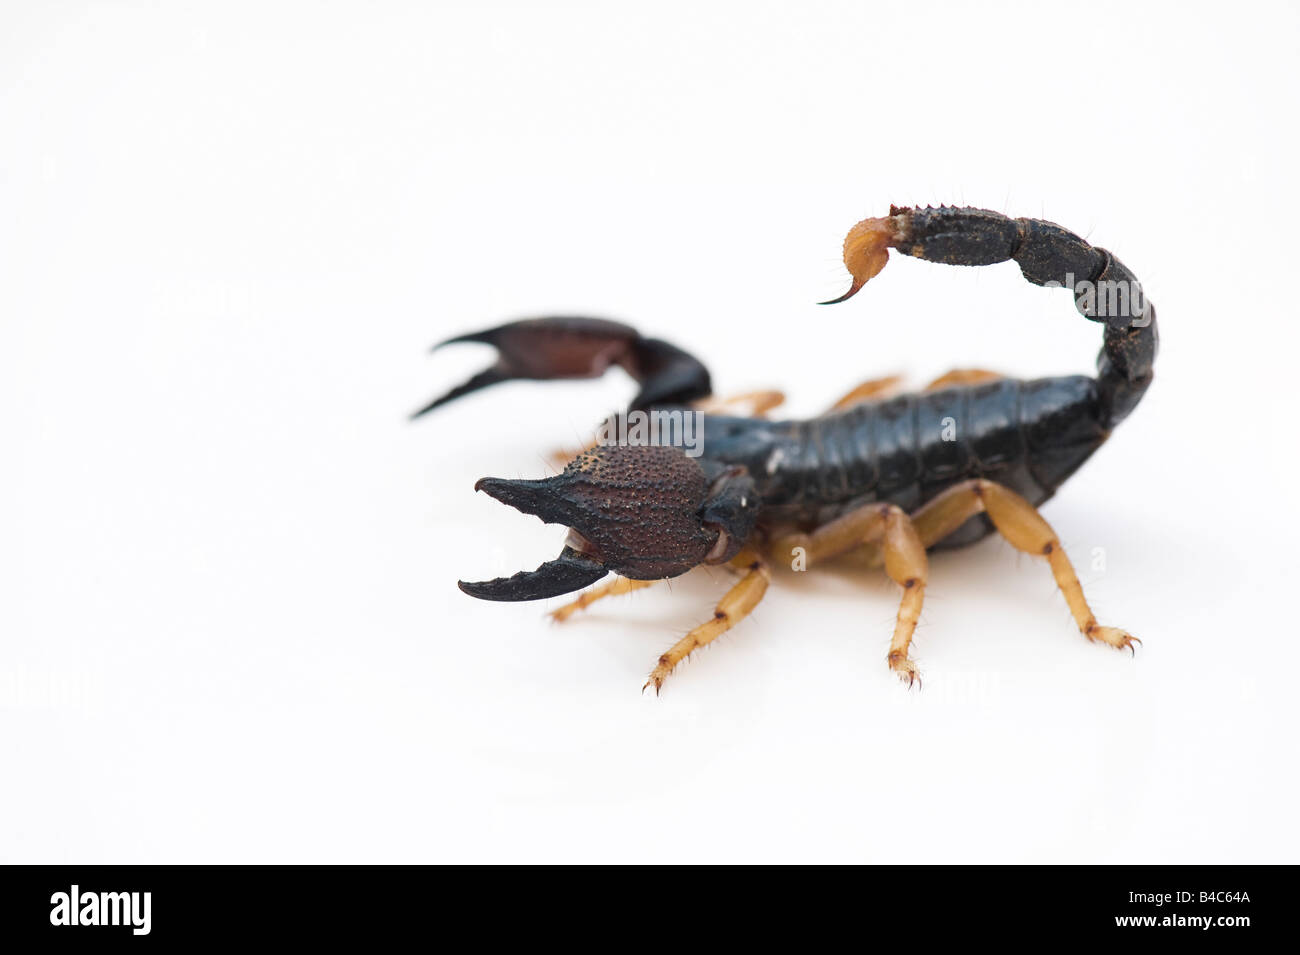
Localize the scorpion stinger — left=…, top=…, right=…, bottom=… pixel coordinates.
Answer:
left=823, top=204, right=1157, bottom=429
left=410, top=316, right=712, bottom=419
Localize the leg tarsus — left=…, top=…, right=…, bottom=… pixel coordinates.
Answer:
left=910, top=479, right=1139, bottom=656
left=888, top=648, right=922, bottom=689
left=643, top=549, right=770, bottom=695
left=881, top=515, right=928, bottom=686
left=1086, top=624, right=1141, bottom=655
left=772, top=503, right=930, bottom=688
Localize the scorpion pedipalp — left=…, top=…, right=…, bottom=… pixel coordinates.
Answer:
left=458, top=545, right=608, bottom=602
left=410, top=317, right=639, bottom=419
left=411, top=316, right=712, bottom=419
left=458, top=445, right=763, bottom=600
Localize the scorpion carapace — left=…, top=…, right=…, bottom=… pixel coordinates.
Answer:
left=417, top=205, right=1157, bottom=691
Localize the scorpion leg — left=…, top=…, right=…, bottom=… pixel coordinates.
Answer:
left=828, top=371, right=998, bottom=410
left=923, top=368, right=1002, bottom=392
left=644, top=548, right=770, bottom=695
left=695, top=389, right=786, bottom=417
left=910, top=480, right=1139, bottom=653
left=771, top=504, right=929, bottom=687
left=827, top=374, right=905, bottom=410
left=549, top=576, right=660, bottom=622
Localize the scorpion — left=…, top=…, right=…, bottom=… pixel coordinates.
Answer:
left=415, top=205, right=1156, bottom=692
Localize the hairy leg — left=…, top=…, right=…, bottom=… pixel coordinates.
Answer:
left=827, top=374, right=905, bottom=411
left=644, top=548, right=771, bottom=695
left=695, top=389, right=786, bottom=417
left=910, top=479, right=1138, bottom=652
left=549, top=576, right=660, bottom=622
left=771, top=503, right=929, bottom=686
left=923, top=368, right=1002, bottom=392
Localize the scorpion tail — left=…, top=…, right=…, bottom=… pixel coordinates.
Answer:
left=825, top=205, right=1157, bottom=429
left=411, top=316, right=712, bottom=419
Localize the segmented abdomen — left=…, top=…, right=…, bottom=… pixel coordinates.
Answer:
left=701, top=375, right=1109, bottom=535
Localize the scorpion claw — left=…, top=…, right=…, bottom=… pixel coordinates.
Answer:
left=460, top=445, right=756, bottom=603
left=457, top=547, right=607, bottom=602
left=412, top=316, right=712, bottom=418
left=409, top=367, right=508, bottom=419
left=411, top=317, right=641, bottom=419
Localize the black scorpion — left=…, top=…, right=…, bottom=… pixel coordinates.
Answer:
left=415, top=205, right=1157, bottom=691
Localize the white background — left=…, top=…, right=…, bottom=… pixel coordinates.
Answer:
left=3, top=1, right=1298, bottom=863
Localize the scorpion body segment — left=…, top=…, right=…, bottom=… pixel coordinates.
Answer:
left=692, top=372, right=1108, bottom=543
left=417, top=205, right=1155, bottom=691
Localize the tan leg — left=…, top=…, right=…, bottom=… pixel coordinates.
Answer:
left=910, top=480, right=1138, bottom=652
left=644, top=548, right=771, bottom=695
left=549, top=576, right=660, bottom=622
left=828, top=374, right=905, bottom=411
left=771, top=503, right=929, bottom=686
left=694, top=389, right=786, bottom=418
left=923, top=368, right=1003, bottom=392
left=548, top=438, right=598, bottom=469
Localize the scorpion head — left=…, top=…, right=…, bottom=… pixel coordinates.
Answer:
left=459, top=444, right=761, bottom=601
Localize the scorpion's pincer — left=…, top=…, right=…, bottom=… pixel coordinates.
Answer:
left=457, top=445, right=760, bottom=603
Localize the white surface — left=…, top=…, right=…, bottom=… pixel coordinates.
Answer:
left=3, top=1, right=1298, bottom=863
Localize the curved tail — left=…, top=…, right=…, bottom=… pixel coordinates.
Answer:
left=825, top=205, right=1157, bottom=428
